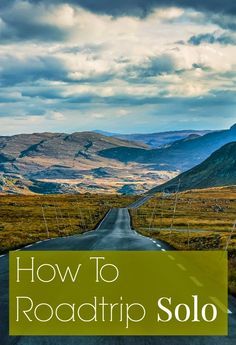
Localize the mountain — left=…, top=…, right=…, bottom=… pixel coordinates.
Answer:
left=0, top=131, right=147, bottom=177
left=0, top=131, right=147, bottom=161
left=1, top=125, right=235, bottom=195
left=94, top=129, right=211, bottom=148
left=99, top=124, right=236, bottom=171
left=0, top=131, right=177, bottom=194
left=149, top=142, right=236, bottom=193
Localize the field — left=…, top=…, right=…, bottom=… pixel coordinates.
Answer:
left=0, top=194, right=136, bottom=253
left=1, top=188, right=235, bottom=295
left=131, top=186, right=236, bottom=295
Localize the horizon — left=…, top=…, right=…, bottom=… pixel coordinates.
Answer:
left=0, top=122, right=235, bottom=136
left=0, top=122, right=236, bottom=137
left=0, top=125, right=231, bottom=137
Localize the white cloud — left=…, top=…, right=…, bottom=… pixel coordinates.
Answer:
left=45, top=111, right=65, bottom=121
left=0, top=1, right=235, bottom=133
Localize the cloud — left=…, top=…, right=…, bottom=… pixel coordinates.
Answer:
left=1, top=1, right=236, bottom=45
left=12, top=0, right=235, bottom=17
left=188, top=32, right=236, bottom=45
left=210, top=13, right=236, bottom=31
left=0, top=55, right=68, bottom=86
left=0, top=1, right=74, bottom=42
left=0, top=1, right=235, bottom=134
left=126, top=54, right=177, bottom=80
left=45, top=111, right=65, bottom=120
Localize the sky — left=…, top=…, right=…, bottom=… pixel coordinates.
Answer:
left=0, top=0, right=236, bottom=134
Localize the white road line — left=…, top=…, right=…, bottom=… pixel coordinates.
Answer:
left=210, top=296, right=232, bottom=314
left=14, top=249, right=21, bottom=252
left=0, top=254, right=5, bottom=258
left=152, top=240, right=156, bottom=243
left=96, top=209, right=112, bottom=230
left=190, top=276, right=203, bottom=287
left=168, top=255, right=175, bottom=261
left=161, top=248, right=166, bottom=252
left=36, top=240, right=42, bottom=244
left=25, top=244, right=33, bottom=248
left=177, top=263, right=187, bottom=271
left=156, top=244, right=161, bottom=248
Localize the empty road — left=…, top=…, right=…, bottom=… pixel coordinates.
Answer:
left=0, top=208, right=235, bottom=344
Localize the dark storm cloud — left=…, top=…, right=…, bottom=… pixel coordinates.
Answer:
left=1, top=1, right=236, bottom=44
left=20, top=0, right=236, bottom=16
left=188, top=32, right=236, bottom=45
left=1, top=1, right=236, bottom=17
left=0, top=1, right=67, bottom=42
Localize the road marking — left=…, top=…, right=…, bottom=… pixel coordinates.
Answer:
left=152, top=240, right=156, bottom=243
left=190, top=276, right=203, bottom=287
left=161, top=248, right=166, bottom=252
left=14, top=248, right=21, bottom=252
left=177, top=263, right=187, bottom=271
left=44, top=239, right=50, bottom=242
left=156, top=244, right=161, bottom=248
left=96, top=209, right=112, bottom=231
left=168, top=255, right=175, bottom=261
left=36, top=240, right=42, bottom=244
left=210, top=297, right=232, bottom=314
left=0, top=254, right=5, bottom=258
left=25, top=244, right=33, bottom=248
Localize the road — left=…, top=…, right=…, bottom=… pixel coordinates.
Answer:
left=128, top=195, right=153, bottom=208
left=0, top=207, right=235, bottom=344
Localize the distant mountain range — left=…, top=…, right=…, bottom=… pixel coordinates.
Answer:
left=99, top=124, right=236, bottom=171
left=94, top=129, right=211, bottom=148
left=0, top=131, right=146, bottom=161
left=150, top=141, right=236, bottom=193
left=0, top=131, right=175, bottom=194
left=0, top=124, right=236, bottom=194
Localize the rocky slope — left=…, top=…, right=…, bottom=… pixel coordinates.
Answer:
left=99, top=124, right=236, bottom=171
left=0, top=132, right=177, bottom=194
left=149, top=142, right=236, bottom=193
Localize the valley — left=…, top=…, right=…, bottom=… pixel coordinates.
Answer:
left=0, top=124, right=235, bottom=195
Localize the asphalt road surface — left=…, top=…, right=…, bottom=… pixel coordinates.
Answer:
left=0, top=208, right=235, bottom=345
left=128, top=195, right=153, bottom=208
